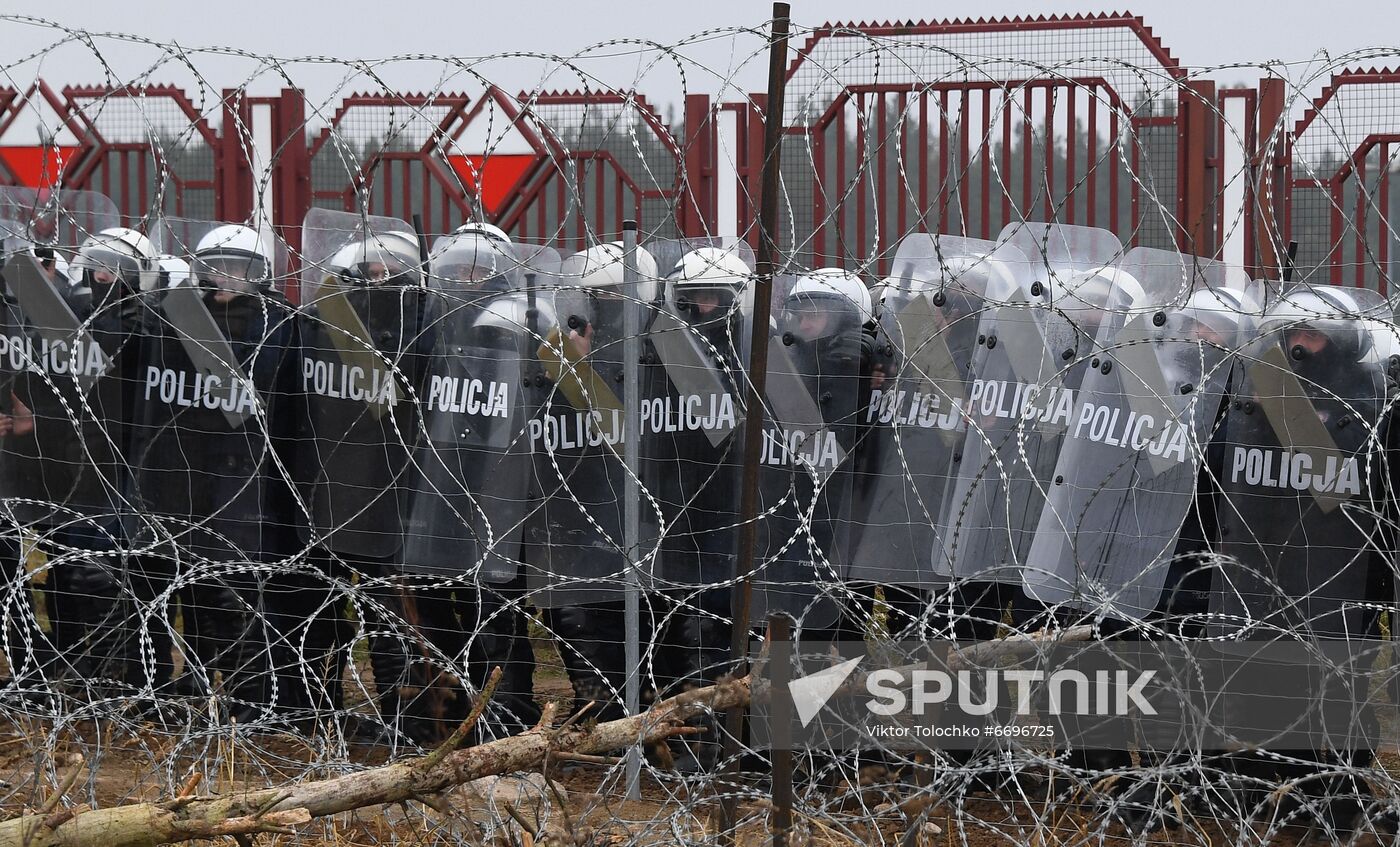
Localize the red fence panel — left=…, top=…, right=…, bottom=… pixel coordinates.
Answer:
left=5, top=24, right=1400, bottom=291
left=305, top=90, right=474, bottom=234
left=1289, top=68, right=1400, bottom=293
left=491, top=90, right=686, bottom=254
left=63, top=84, right=220, bottom=225
left=0, top=81, right=220, bottom=226
left=753, top=14, right=1189, bottom=275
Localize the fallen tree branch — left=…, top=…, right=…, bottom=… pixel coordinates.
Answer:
left=0, top=675, right=750, bottom=847
left=0, top=627, right=1092, bottom=847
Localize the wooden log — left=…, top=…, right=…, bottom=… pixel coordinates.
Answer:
left=0, top=677, right=750, bottom=847
left=0, top=627, right=1091, bottom=847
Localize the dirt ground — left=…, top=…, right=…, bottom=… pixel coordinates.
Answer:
left=3, top=645, right=1399, bottom=847
left=3, top=583, right=1399, bottom=845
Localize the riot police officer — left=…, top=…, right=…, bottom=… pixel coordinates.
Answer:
left=1207, top=285, right=1396, bottom=833
left=642, top=246, right=751, bottom=696
left=129, top=222, right=304, bottom=722
left=297, top=216, right=434, bottom=729
left=386, top=224, right=550, bottom=743
left=2, top=223, right=153, bottom=688
left=847, top=236, right=1007, bottom=643
left=529, top=242, right=662, bottom=723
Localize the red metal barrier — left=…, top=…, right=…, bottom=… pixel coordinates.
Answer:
left=752, top=14, right=1192, bottom=275
left=0, top=81, right=220, bottom=226
left=3, top=19, right=1400, bottom=286
left=493, top=90, right=685, bottom=254
left=1290, top=68, right=1400, bottom=293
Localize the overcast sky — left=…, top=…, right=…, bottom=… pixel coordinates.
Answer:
left=4, top=0, right=1399, bottom=106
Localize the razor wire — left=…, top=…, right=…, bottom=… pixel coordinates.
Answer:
left=1, top=11, right=1400, bottom=847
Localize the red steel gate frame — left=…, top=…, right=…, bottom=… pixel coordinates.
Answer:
left=2, top=17, right=1399, bottom=290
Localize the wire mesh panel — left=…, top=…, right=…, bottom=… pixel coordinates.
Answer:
left=772, top=15, right=1185, bottom=274
left=499, top=92, right=685, bottom=253
left=1290, top=69, right=1400, bottom=293
left=62, top=86, right=219, bottom=223
left=306, top=92, right=474, bottom=234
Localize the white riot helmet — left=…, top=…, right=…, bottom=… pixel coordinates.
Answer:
left=429, top=229, right=516, bottom=290
left=451, top=220, right=511, bottom=245
left=561, top=242, right=660, bottom=300
left=783, top=267, right=874, bottom=343
left=1041, top=263, right=1145, bottom=340
left=156, top=254, right=191, bottom=289
left=192, top=224, right=274, bottom=294
left=332, top=229, right=422, bottom=287
left=1363, top=319, right=1400, bottom=369
left=667, top=246, right=752, bottom=321
left=68, top=226, right=157, bottom=295
left=1174, top=287, right=1261, bottom=350
left=1052, top=264, right=1146, bottom=312
left=555, top=242, right=660, bottom=337
left=1262, top=286, right=1374, bottom=364
left=470, top=292, right=556, bottom=351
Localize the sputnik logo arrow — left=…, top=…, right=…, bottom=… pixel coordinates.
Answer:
left=788, top=657, right=862, bottom=728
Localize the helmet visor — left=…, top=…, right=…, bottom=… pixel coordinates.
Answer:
left=71, top=245, right=141, bottom=288
left=194, top=253, right=270, bottom=293
left=673, top=282, right=737, bottom=323
left=782, top=292, right=852, bottom=342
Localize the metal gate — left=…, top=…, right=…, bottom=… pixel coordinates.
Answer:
left=1288, top=69, right=1400, bottom=293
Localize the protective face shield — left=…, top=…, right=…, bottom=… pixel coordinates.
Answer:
left=192, top=224, right=274, bottom=298
left=781, top=268, right=872, bottom=343
left=334, top=230, right=422, bottom=288
left=557, top=242, right=659, bottom=334
left=1261, top=286, right=1374, bottom=367
left=667, top=246, right=751, bottom=326
left=429, top=230, right=515, bottom=291
left=1170, top=286, right=1261, bottom=350
left=68, top=227, right=156, bottom=301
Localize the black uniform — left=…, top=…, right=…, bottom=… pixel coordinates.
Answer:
left=129, top=284, right=303, bottom=719
left=0, top=252, right=147, bottom=687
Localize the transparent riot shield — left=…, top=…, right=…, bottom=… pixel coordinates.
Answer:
left=403, top=274, right=547, bottom=582
left=0, top=187, right=119, bottom=260
left=846, top=235, right=1004, bottom=588
left=1209, top=284, right=1393, bottom=646
left=130, top=277, right=300, bottom=564
left=748, top=274, right=865, bottom=629
left=1023, top=249, right=1253, bottom=621
left=935, top=225, right=1122, bottom=587
left=517, top=243, right=562, bottom=281
left=637, top=240, right=753, bottom=601
left=998, top=220, right=1123, bottom=286
left=295, top=209, right=427, bottom=558
left=525, top=267, right=654, bottom=606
